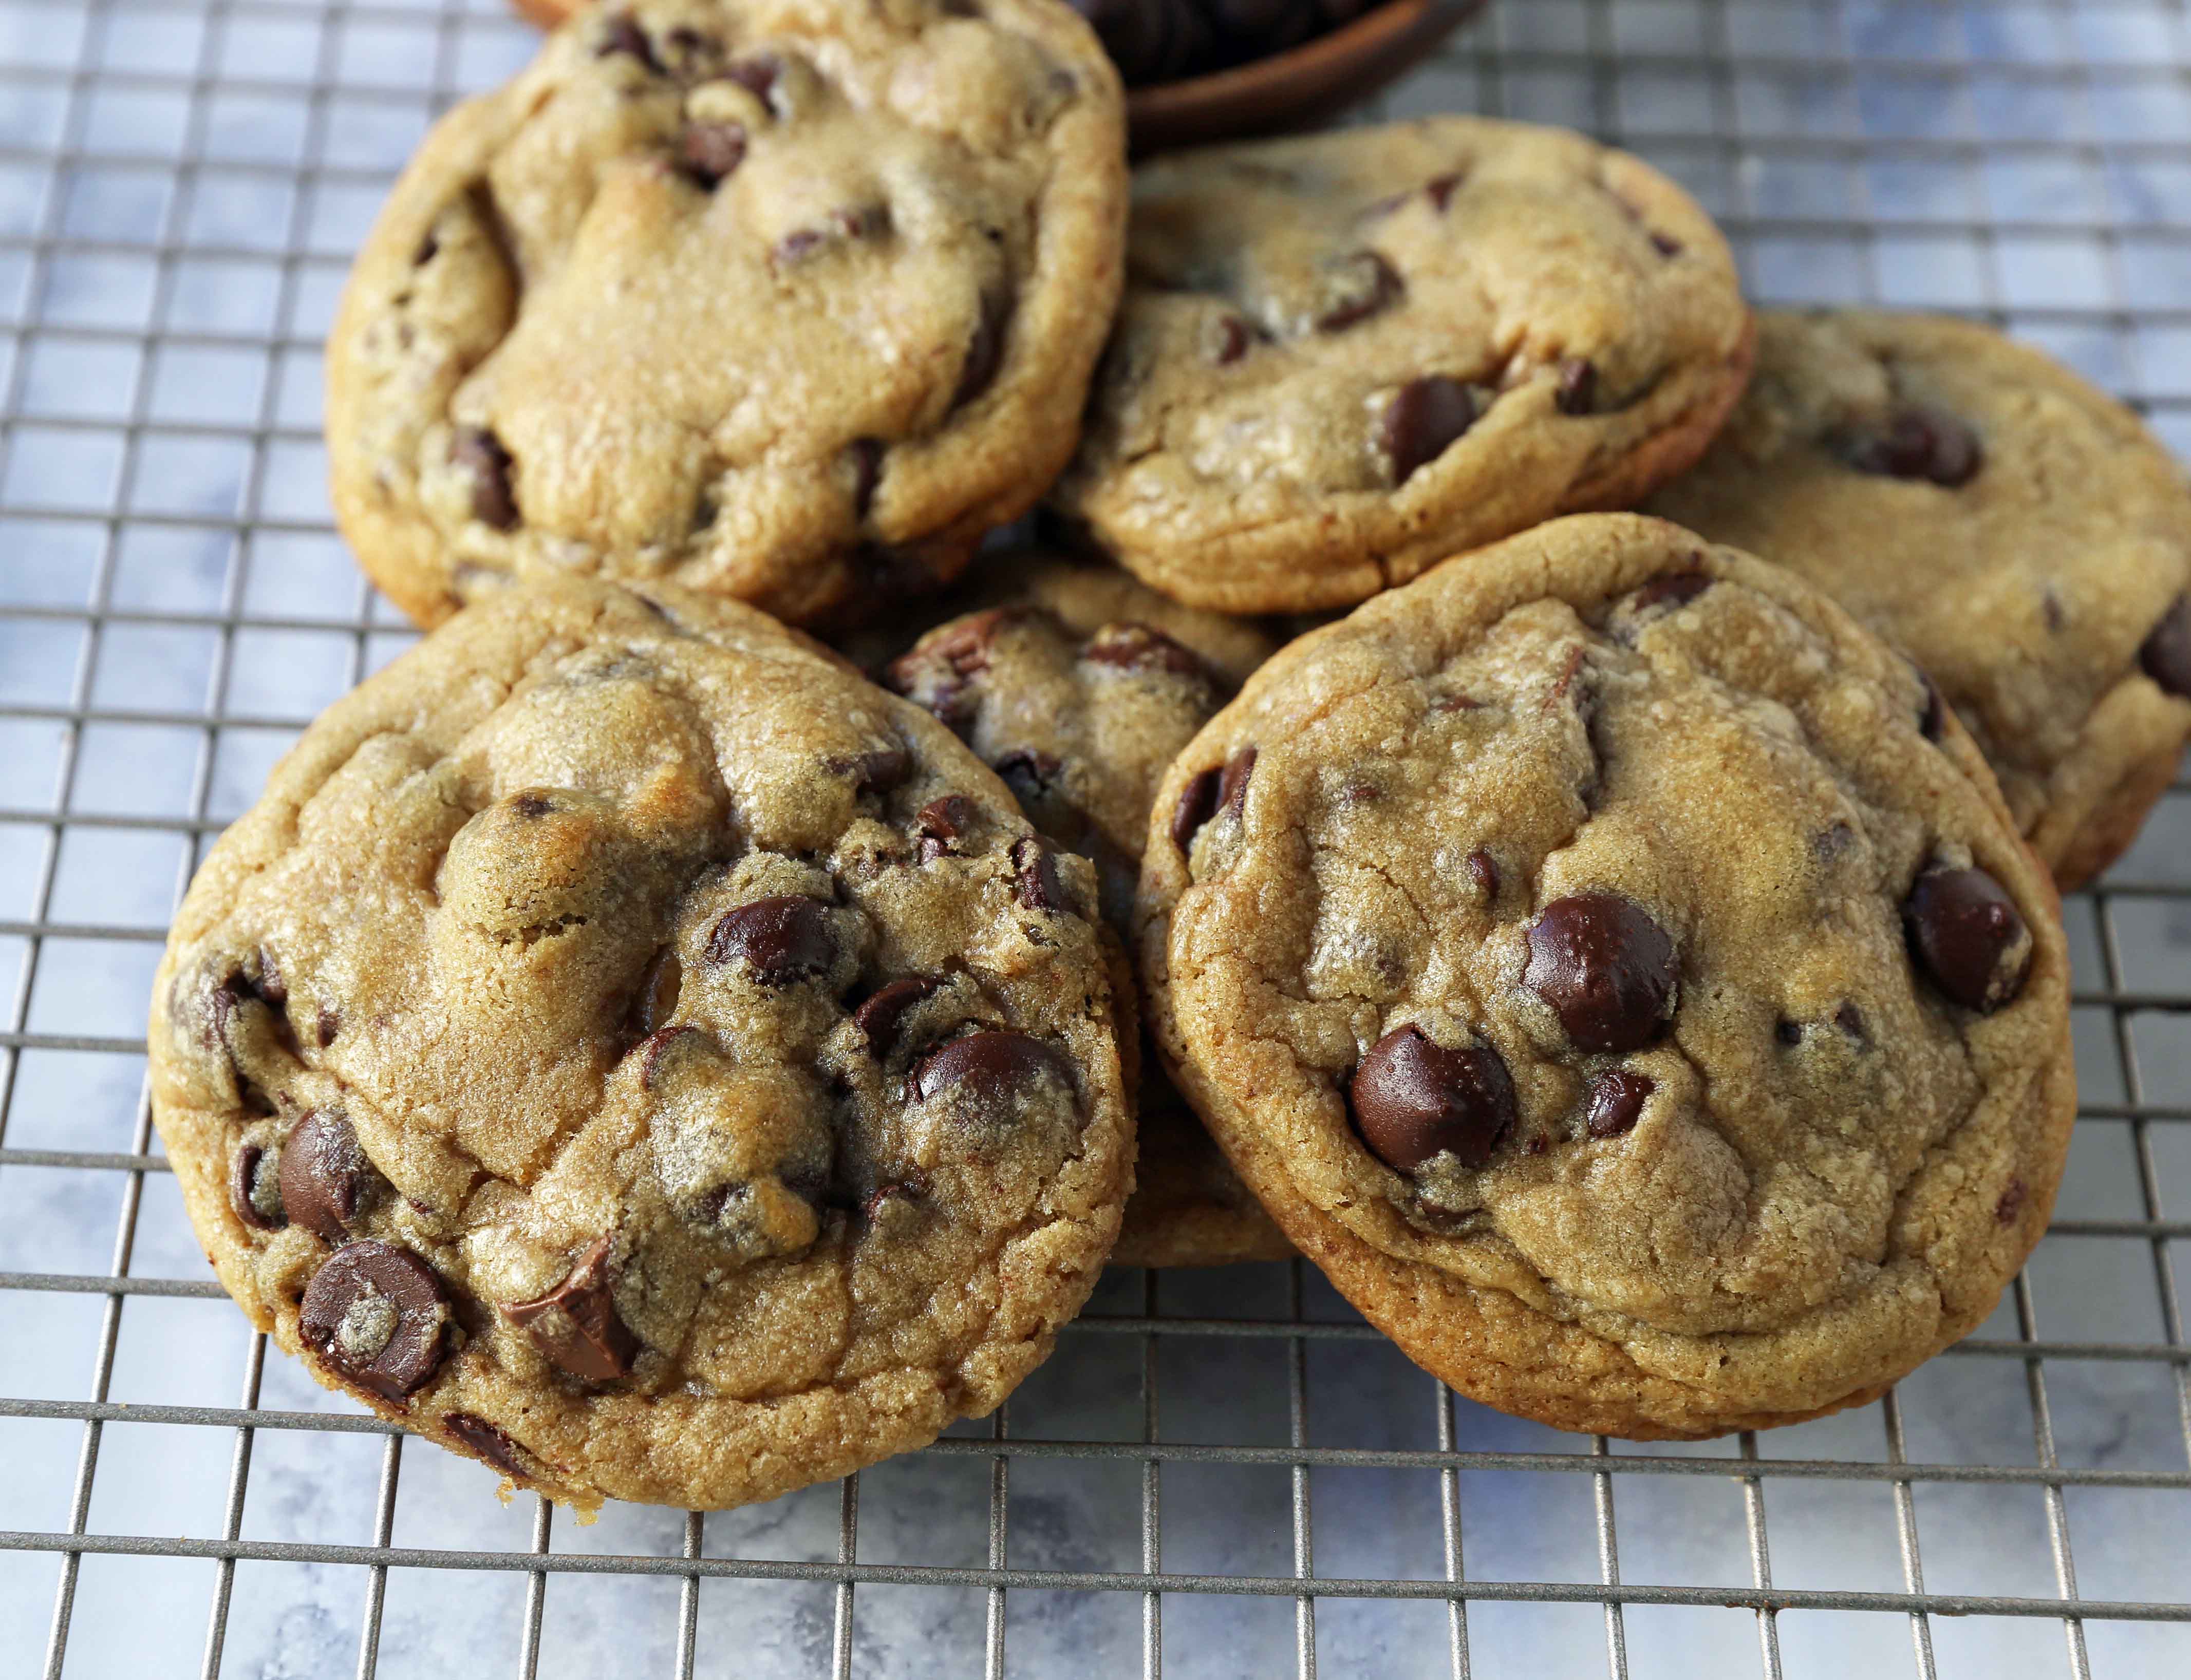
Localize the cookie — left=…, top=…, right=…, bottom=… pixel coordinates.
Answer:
left=1647, top=310, right=2191, bottom=890
left=149, top=576, right=1132, bottom=1511
left=1048, top=117, right=1754, bottom=614
left=327, top=0, right=1126, bottom=630
left=883, top=555, right=1292, bottom=1267
left=1138, top=513, right=2074, bottom=1438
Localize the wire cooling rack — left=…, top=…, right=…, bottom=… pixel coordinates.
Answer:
left=3, top=0, right=2190, bottom=1675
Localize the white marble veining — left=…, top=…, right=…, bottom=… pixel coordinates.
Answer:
left=3, top=1, right=2190, bottom=1675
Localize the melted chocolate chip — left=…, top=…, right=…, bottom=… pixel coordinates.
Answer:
left=504, top=1236, right=638, bottom=1384
left=852, top=976, right=940, bottom=1059
left=915, top=795, right=977, bottom=857
left=1381, top=376, right=1477, bottom=486
left=1585, top=1070, right=1652, bottom=1139
left=1632, top=571, right=1711, bottom=613
left=706, top=896, right=837, bottom=985
left=444, top=1413, right=528, bottom=1479
left=953, top=289, right=1013, bottom=409
left=1316, top=251, right=1402, bottom=332
left=1523, top=893, right=1679, bottom=1053
left=1425, top=171, right=1463, bottom=211
left=2140, top=595, right=2191, bottom=699
left=1082, top=622, right=1209, bottom=679
left=913, top=1030, right=1073, bottom=1107
left=1350, top=1026, right=1516, bottom=1172
left=1844, top=405, right=1983, bottom=487
left=316, top=1005, right=341, bottom=1048
left=451, top=428, right=517, bottom=530
left=1903, top=866, right=2031, bottom=1013
left=678, top=122, right=747, bottom=190
left=1555, top=357, right=1598, bottom=416
left=1465, top=850, right=1499, bottom=900
left=230, top=1142, right=284, bottom=1231
left=279, top=1111, right=378, bottom=1245
left=1013, top=837, right=1069, bottom=914
left=1219, top=747, right=1257, bottom=821
left=848, top=438, right=885, bottom=518
left=596, top=11, right=660, bottom=71
left=1171, top=767, right=1223, bottom=855
left=1996, top=1177, right=2027, bottom=1225
left=842, top=745, right=908, bottom=794
left=635, top=1024, right=695, bottom=1091
left=299, top=1241, right=451, bottom=1403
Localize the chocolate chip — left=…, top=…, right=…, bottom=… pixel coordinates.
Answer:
left=511, top=792, right=553, bottom=819
left=451, top=427, right=517, bottom=531
left=1465, top=850, right=1499, bottom=900
left=707, top=896, right=837, bottom=985
left=852, top=976, right=940, bottom=1059
left=316, top=1005, right=340, bottom=1048
left=1316, top=251, right=1402, bottom=332
left=596, top=11, right=660, bottom=71
left=678, top=122, right=747, bottom=190
left=1171, top=768, right=1222, bottom=855
left=627, top=949, right=683, bottom=1040
left=299, top=1240, right=451, bottom=1403
left=840, top=745, right=908, bottom=793
left=1219, top=747, right=1257, bottom=821
left=1523, top=893, right=1679, bottom=1053
left=995, top=748, right=1064, bottom=805
left=2140, top=595, right=2191, bottom=699
left=1381, top=376, right=1477, bottom=485
left=1903, top=866, right=2031, bottom=1013
left=1555, top=357, right=1598, bottom=416
left=1350, top=1025, right=1516, bottom=1172
left=721, top=53, right=781, bottom=104
left=915, top=795, right=977, bottom=859
left=504, top=1236, right=638, bottom=1383
left=230, top=1142, right=284, bottom=1231
left=1426, top=171, right=1463, bottom=211
left=1836, top=1001, right=1867, bottom=1043
left=953, top=289, right=1013, bottom=409
left=279, top=1111, right=378, bottom=1245
left=1843, top=405, right=1983, bottom=487
left=1585, top=1070, right=1652, bottom=1139
left=634, top=1024, right=695, bottom=1091
left=913, top=1030, right=1073, bottom=1106
left=1632, top=571, right=1711, bottom=613
left=886, top=607, right=1025, bottom=722
left=1774, top=1018, right=1804, bottom=1047
left=1013, top=837, right=1069, bottom=914
left=443, top=1412, right=527, bottom=1480
left=1651, top=232, right=1682, bottom=256
left=1082, top=622, right=1209, bottom=680
left=1211, top=315, right=1259, bottom=365
left=848, top=438, right=885, bottom=518
left=1996, top=1177, right=2027, bottom=1226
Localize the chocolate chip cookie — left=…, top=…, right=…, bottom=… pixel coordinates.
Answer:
left=884, top=554, right=1291, bottom=1266
left=1048, top=117, right=1754, bottom=614
left=1647, top=310, right=2191, bottom=890
left=327, top=0, right=1126, bottom=630
left=1139, top=513, right=2074, bottom=1438
left=150, top=576, right=1132, bottom=1510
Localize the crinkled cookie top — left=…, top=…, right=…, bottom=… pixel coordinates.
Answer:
left=326, top=0, right=1126, bottom=629
left=149, top=576, right=1129, bottom=1511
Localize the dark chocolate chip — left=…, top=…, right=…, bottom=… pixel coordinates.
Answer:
left=1586, top=1070, right=1653, bottom=1139
left=678, top=122, right=747, bottom=191
left=1523, top=893, right=1679, bottom=1053
left=953, top=289, right=1013, bottom=409
left=1082, top=621, right=1210, bottom=680
left=1843, top=405, right=1983, bottom=487
left=1013, top=836, right=1069, bottom=914
left=635, top=1024, right=695, bottom=1091
left=596, top=11, right=660, bottom=71
left=1632, top=571, right=1711, bottom=613
left=915, top=795, right=977, bottom=856
left=628, top=949, right=683, bottom=1039
left=2140, top=594, right=2191, bottom=699
left=848, top=437, right=885, bottom=519
left=1465, top=850, right=1499, bottom=900
left=1425, top=171, right=1464, bottom=211
left=279, top=1110, right=378, bottom=1245
left=885, top=607, right=1026, bottom=722
left=299, top=1240, right=451, bottom=1403
left=1996, top=1177, right=2027, bottom=1226
left=503, top=1236, right=638, bottom=1384
left=1651, top=232, right=1682, bottom=256
left=913, top=1030, right=1073, bottom=1107
left=1211, top=315, right=1258, bottom=365
left=1835, top=1001, right=1868, bottom=1044
left=841, top=745, right=908, bottom=794
left=706, top=896, right=837, bottom=985
left=1219, top=747, right=1257, bottom=821
left=1315, top=251, right=1402, bottom=332
left=1774, top=1018, right=1804, bottom=1047
left=1350, top=1025, right=1516, bottom=1172
left=451, top=428, right=517, bottom=531
left=852, top=976, right=940, bottom=1059
left=1903, top=866, right=2031, bottom=1013
left=443, top=1412, right=528, bottom=1480
left=1555, top=357, right=1598, bottom=416
left=1380, top=376, right=1477, bottom=485
left=230, top=1142, right=284, bottom=1231
left=1171, top=767, right=1223, bottom=855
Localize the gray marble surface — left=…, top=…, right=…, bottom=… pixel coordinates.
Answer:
left=3, top=1, right=2190, bottom=1675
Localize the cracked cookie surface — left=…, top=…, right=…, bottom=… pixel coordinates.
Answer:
left=149, top=576, right=1131, bottom=1510
left=882, top=552, right=1291, bottom=1266
left=1137, top=513, right=2074, bottom=1437
left=326, top=0, right=1126, bottom=630
left=1647, top=310, right=2191, bottom=890
left=1048, top=117, right=1753, bottom=614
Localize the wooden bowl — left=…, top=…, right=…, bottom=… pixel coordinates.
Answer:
left=507, top=1, right=1488, bottom=154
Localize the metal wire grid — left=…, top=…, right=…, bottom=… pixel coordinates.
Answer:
left=1, top=0, right=2189, bottom=1675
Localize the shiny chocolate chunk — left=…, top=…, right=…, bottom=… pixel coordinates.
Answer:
left=278, top=1110, right=378, bottom=1245
left=1381, top=376, right=1477, bottom=486
left=1523, top=893, right=1679, bottom=1053
left=1585, top=1070, right=1652, bottom=1139
left=706, top=897, right=837, bottom=986
left=299, top=1241, right=451, bottom=1403
left=1350, top=1026, right=1516, bottom=1172
left=504, top=1236, right=639, bottom=1383
left=1903, top=866, right=2031, bottom=1013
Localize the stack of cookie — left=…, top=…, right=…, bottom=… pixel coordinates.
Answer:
left=147, top=0, right=2189, bottom=1511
